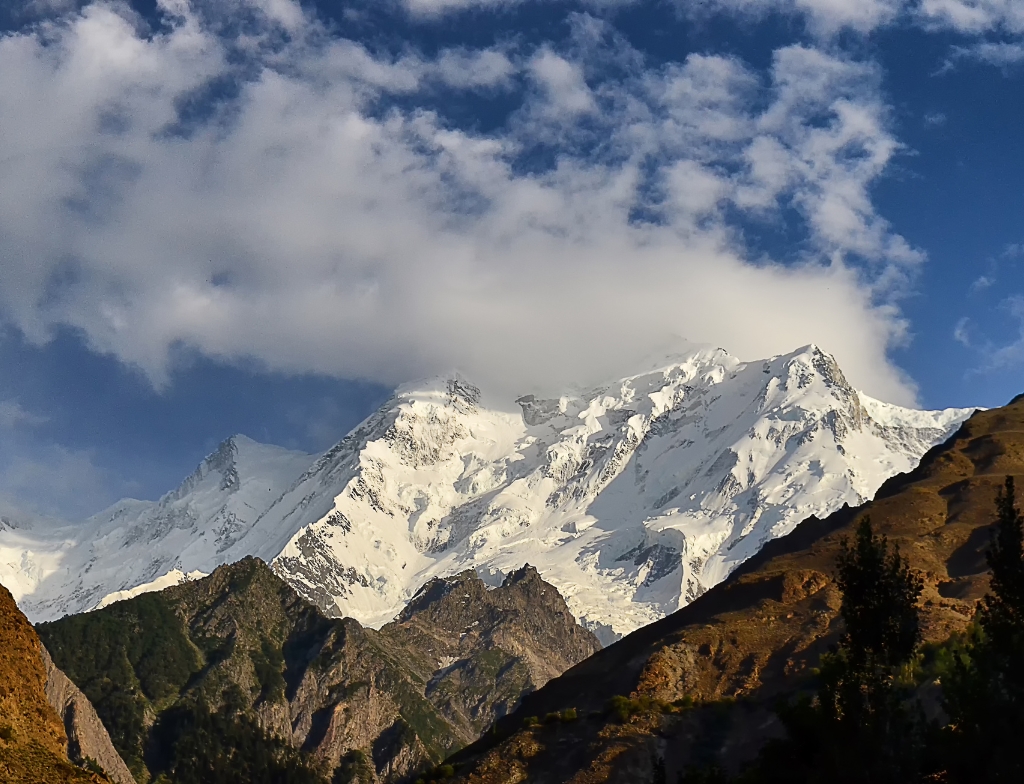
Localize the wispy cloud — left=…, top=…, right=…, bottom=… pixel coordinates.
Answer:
left=0, top=445, right=138, bottom=520
left=953, top=316, right=973, bottom=346
left=403, top=0, right=1024, bottom=39
left=981, top=296, right=1024, bottom=370
left=0, top=401, right=48, bottom=431
left=971, top=275, right=995, bottom=292
left=944, top=40, right=1024, bottom=70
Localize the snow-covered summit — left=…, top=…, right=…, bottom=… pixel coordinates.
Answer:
left=0, top=435, right=311, bottom=620
left=0, top=346, right=974, bottom=638
left=260, top=345, right=972, bottom=639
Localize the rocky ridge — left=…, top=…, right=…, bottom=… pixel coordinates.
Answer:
left=37, top=557, right=599, bottom=783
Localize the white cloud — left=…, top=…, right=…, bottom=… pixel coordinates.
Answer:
left=675, top=0, right=905, bottom=36
left=0, top=1, right=923, bottom=405
left=919, top=0, right=1024, bottom=34
left=403, top=0, right=511, bottom=15
left=978, top=296, right=1024, bottom=370
left=528, top=48, right=596, bottom=118
left=402, top=0, right=1024, bottom=41
left=971, top=275, right=995, bottom=292
left=945, top=40, right=1024, bottom=68
left=433, top=48, right=518, bottom=89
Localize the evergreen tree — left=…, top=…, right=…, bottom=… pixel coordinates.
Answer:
left=943, top=476, right=1024, bottom=783
left=744, top=517, right=924, bottom=784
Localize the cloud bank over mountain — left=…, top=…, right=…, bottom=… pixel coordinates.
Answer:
left=0, top=0, right=930, bottom=404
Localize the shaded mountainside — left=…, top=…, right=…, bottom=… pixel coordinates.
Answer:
left=36, top=558, right=599, bottom=784
left=0, top=583, right=111, bottom=784
left=41, top=646, right=136, bottom=784
left=441, top=398, right=1024, bottom=784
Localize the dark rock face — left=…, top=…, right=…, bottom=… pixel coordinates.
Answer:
left=37, top=558, right=599, bottom=783
left=40, top=645, right=135, bottom=784
left=441, top=399, right=1024, bottom=784
left=383, top=566, right=601, bottom=736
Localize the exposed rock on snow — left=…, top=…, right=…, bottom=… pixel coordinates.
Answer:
left=0, top=346, right=973, bottom=638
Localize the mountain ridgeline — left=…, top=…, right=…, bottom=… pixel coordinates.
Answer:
left=2, top=345, right=971, bottom=643
left=437, top=396, right=1024, bottom=783
left=35, top=558, right=599, bottom=784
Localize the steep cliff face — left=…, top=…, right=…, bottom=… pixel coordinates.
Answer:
left=41, top=646, right=135, bottom=784
left=0, top=583, right=110, bottom=784
left=36, top=558, right=598, bottom=783
left=442, top=399, right=1024, bottom=783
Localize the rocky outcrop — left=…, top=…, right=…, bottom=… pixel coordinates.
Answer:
left=37, top=557, right=598, bottom=783
left=40, top=645, right=135, bottom=784
left=380, top=566, right=601, bottom=739
left=0, top=582, right=110, bottom=784
left=442, top=398, right=1024, bottom=783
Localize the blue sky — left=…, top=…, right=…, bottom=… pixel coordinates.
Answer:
left=0, top=0, right=1021, bottom=519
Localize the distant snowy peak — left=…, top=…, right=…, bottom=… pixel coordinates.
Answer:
left=0, top=436, right=311, bottom=621
left=0, top=345, right=974, bottom=637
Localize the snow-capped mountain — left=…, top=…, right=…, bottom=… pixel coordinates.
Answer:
left=0, top=346, right=974, bottom=640
left=0, top=435, right=311, bottom=621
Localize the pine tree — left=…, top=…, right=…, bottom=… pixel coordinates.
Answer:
left=744, top=517, right=924, bottom=784
left=943, top=476, right=1024, bottom=783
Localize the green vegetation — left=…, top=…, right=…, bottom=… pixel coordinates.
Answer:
left=739, top=516, right=925, bottom=783
left=79, top=757, right=106, bottom=775
left=35, top=574, right=332, bottom=784
left=37, top=593, right=202, bottom=774
left=332, top=750, right=374, bottom=784
left=250, top=638, right=287, bottom=702
left=152, top=687, right=325, bottom=784
left=941, top=475, right=1024, bottom=782
left=413, top=762, right=456, bottom=784
left=607, top=694, right=690, bottom=722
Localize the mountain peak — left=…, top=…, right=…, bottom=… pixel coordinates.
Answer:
left=2, top=345, right=975, bottom=638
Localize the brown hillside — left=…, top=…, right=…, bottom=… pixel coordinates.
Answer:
left=446, top=397, right=1024, bottom=784
left=0, top=583, right=109, bottom=784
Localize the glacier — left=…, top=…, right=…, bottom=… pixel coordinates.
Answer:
left=0, top=345, right=974, bottom=641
